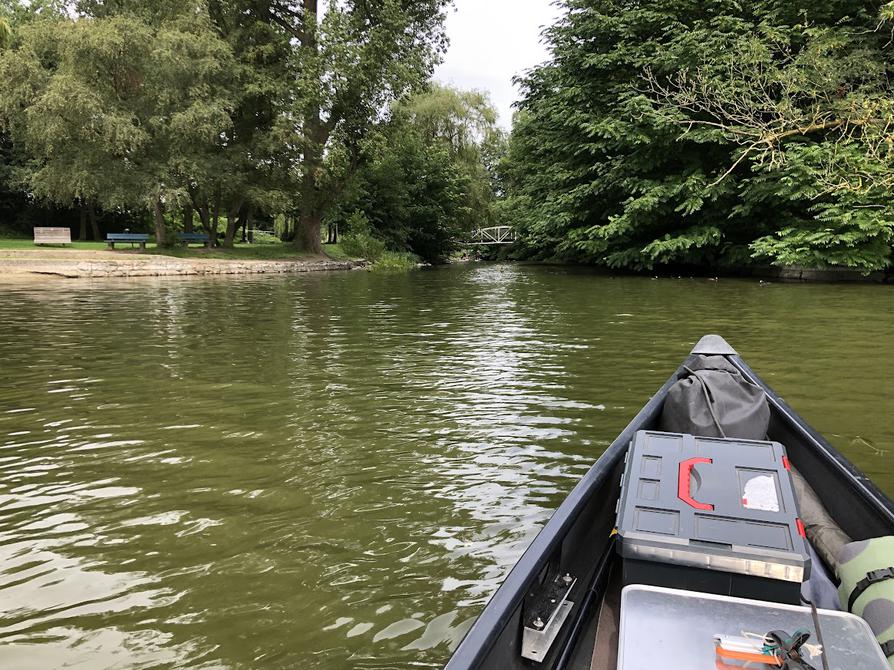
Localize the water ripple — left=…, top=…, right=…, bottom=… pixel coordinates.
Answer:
left=0, top=267, right=892, bottom=668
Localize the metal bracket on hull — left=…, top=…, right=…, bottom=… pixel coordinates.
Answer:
left=691, top=334, right=737, bottom=356
left=521, top=573, right=577, bottom=662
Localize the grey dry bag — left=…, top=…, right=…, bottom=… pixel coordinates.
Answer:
left=660, top=355, right=770, bottom=440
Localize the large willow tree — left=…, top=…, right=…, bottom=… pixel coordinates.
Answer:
left=0, top=5, right=237, bottom=246
left=507, top=0, right=894, bottom=271
left=332, top=84, right=504, bottom=263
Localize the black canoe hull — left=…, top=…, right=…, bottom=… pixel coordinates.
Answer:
left=445, top=338, right=894, bottom=670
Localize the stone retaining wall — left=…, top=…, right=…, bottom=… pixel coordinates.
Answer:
left=0, top=257, right=362, bottom=279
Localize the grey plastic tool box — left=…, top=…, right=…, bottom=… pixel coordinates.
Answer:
left=618, top=585, right=890, bottom=670
left=615, top=431, right=810, bottom=604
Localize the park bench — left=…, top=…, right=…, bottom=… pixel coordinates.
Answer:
left=106, top=233, right=149, bottom=251
left=176, top=232, right=209, bottom=247
left=33, top=227, right=71, bottom=245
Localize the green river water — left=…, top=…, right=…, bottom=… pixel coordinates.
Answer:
left=0, top=264, right=892, bottom=669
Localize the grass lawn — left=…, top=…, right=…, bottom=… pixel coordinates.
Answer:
left=0, top=237, right=356, bottom=261
left=156, top=243, right=323, bottom=260
left=157, top=242, right=355, bottom=261
left=0, top=238, right=109, bottom=251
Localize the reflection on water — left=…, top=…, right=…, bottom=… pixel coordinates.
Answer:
left=0, top=265, right=892, bottom=668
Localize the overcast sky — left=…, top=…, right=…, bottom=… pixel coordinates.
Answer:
left=434, top=0, right=561, bottom=129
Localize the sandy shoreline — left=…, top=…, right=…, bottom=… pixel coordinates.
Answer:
left=0, top=249, right=363, bottom=279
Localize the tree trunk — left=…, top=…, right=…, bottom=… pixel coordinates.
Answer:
left=223, top=211, right=236, bottom=248
left=211, top=191, right=220, bottom=248
left=295, top=146, right=326, bottom=254
left=79, top=206, right=88, bottom=241
left=153, top=197, right=167, bottom=248
left=294, top=0, right=326, bottom=256
left=294, top=98, right=326, bottom=254
left=197, top=206, right=214, bottom=248
left=242, top=206, right=252, bottom=243
left=223, top=199, right=243, bottom=248
left=296, top=204, right=323, bottom=254
left=280, top=215, right=295, bottom=242
left=327, top=221, right=338, bottom=244
left=184, top=206, right=194, bottom=234
left=88, top=203, right=100, bottom=241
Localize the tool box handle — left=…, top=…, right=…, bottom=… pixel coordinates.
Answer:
left=678, top=457, right=715, bottom=511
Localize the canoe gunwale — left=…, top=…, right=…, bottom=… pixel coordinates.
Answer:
left=445, top=346, right=894, bottom=669
left=444, top=362, right=683, bottom=669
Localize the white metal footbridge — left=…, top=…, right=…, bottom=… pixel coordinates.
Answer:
left=466, top=226, right=517, bottom=245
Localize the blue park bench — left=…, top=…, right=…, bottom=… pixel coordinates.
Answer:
left=107, top=233, right=149, bottom=251
left=175, top=232, right=210, bottom=246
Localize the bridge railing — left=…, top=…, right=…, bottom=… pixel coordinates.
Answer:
left=467, top=226, right=517, bottom=245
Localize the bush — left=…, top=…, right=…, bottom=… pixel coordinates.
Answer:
left=0, top=223, right=25, bottom=239
left=340, top=230, right=385, bottom=261
left=250, top=230, right=280, bottom=245
left=371, top=251, right=420, bottom=273
left=339, top=211, right=386, bottom=261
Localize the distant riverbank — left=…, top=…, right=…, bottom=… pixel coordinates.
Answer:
left=512, top=258, right=894, bottom=284
left=0, top=248, right=363, bottom=279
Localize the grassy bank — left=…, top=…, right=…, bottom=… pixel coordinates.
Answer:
left=0, top=231, right=430, bottom=271
left=0, top=238, right=109, bottom=251
left=369, top=251, right=421, bottom=272
left=0, top=237, right=356, bottom=262
left=157, top=243, right=350, bottom=261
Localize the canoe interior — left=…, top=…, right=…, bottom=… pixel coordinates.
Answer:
left=445, top=352, right=894, bottom=670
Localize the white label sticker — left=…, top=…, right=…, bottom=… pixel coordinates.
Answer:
left=741, top=475, right=780, bottom=512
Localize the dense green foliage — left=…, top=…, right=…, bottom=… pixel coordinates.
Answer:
left=20, top=0, right=894, bottom=272
left=338, top=211, right=387, bottom=261
left=265, top=0, right=452, bottom=253
left=0, top=5, right=241, bottom=246
left=332, top=84, right=504, bottom=263
left=505, top=0, right=894, bottom=271
left=0, top=0, right=500, bottom=261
